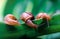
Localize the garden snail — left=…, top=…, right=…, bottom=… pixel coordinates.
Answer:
left=36, top=13, right=51, bottom=20
left=20, top=12, right=37, bottom=28
left=4, top=14, right=20, bottom=26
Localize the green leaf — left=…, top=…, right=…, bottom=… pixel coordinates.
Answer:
left=38, top=32, right=60, bottom=39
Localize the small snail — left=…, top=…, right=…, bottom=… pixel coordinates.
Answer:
left=4, top=14, right=20, bottom=26
left=20, top=12, right=37, bottom=28
left=36, top=13, right=51, bottom=20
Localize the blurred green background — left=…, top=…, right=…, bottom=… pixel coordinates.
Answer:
left=0, top=0, right=60, bottom=39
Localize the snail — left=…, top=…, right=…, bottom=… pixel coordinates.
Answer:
left=36, top=13, right=51, bottom=31
left=36, top=13, right=51, bottom=20
left=20, top=12, right=37, bottom=28
left=4, top=14, right=20, bottom=26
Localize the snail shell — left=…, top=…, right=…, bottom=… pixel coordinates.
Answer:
left=36, top=13, right=51, bottom=20
left=21, top=12, right=34, bottom=22
left=4, top=14, right=19, bottom=26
